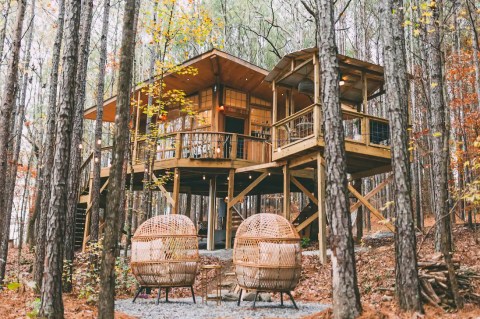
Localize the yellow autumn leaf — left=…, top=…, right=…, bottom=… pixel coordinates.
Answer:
left=432, top=132, right=442, bottom=137
left=464, top=161, right=470, bottom=167
left=431, top=82, right=438, bottom=88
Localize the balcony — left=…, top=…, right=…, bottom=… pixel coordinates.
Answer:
left=272, top=103, right=391, bottom=174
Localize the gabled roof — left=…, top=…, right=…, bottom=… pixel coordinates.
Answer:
left=84, top=49, right=272, bottom=122
left=265, top=48, right=386, bottom=105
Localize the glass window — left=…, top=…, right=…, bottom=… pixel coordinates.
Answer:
left=225, top=88, right=247, bottom=109
left=193, top=109, right=211, bottom=128
left=251, top=107, right=271, bottom=125
left=189, top=94, right=199, bottom=109
left=200, top=89, right=213, bottom=109
left=250, top=96, right=271, bottom=107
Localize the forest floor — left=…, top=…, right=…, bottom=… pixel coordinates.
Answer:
left=0, top=220, right=479, bottom=318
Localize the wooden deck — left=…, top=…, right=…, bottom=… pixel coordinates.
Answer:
left=272, top=103, right=391, bottom=178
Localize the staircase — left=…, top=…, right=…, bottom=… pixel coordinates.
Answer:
left=74, top=204, right=87, bottom=250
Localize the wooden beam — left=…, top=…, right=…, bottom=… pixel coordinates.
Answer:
left=317, top=153, right=327, bottom=264
left=291, top=176, right=318, bottom=205
left=228, top=172, right=268, bottom=208
left=289, top=152, right=318, bottom=169
left=283, top=165, right=291, bottom=220
left=225, top=169, right=235, bottom=249
left=172, top=168, right=180, bottom=214
left=207, top=177, right=217, bottom=251
left=235, top=161, right=286, bottom=173
left=349, top=165, right=392, bottom=180
left=295, top=211, right=318, bottom=232
left=348, top=184, right=395, bottom=232
left=350, top=175, right=392, bottom=213
left=152, top=173, right=175, bottom=207
left=278, top=58, right=314, bottom=83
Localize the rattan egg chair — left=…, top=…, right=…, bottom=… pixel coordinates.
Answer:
left=233, top=213, right=301, bottom=309
left=131, top=214, right=199, bottom=304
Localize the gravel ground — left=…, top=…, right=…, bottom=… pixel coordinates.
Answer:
left=116, top=298, right=329, bottom=319
left=199, top=249, right=233, bottom=261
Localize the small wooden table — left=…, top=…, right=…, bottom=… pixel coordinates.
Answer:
left=201, top=264, right=222, bottom=305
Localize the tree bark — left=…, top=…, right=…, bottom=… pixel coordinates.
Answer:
left=97, top=0, right=138, bottom=317
left=33, top=0, right=66, bottom=291
left=0, top=0, right=11, bottom=64
left=38, top=0, right=81, bottom=317
left=425, top=0, right=463, bottom=309
left=316, top=0, right=362, bottom=318
left=0, top=0, right=27, bottom=284
left=91, top=0, right=111, bottom=243
left=63, top=0, right=94, bottom=293
left=381, top=0, right=423, bottom=312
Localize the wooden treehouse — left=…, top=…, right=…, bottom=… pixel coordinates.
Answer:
left=76, top=48, right=395, bottom=260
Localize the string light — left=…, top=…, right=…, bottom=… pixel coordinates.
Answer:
left=78, top=144, right=83, bottom=149
left=249, top=174, right=252, bottom=179
left=97, top=139, right=102, bottom=145
left=339, top=80, right=345, bottom=86
left=216, top=147, right=221, bottom=153
left=203, top=175, right=206, bottom=180
left=94, top=157, right=99, bottom=163
left=227, top=176, right=229, bottom=181
left=268, top=172, right=271, bottom=176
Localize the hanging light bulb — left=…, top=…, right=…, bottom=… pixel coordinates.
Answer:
left=249, top=174, right=252, bottom=179
left=227, top=176, right=229, bottom=181
left=97, top=139, right=102, bottom=145
left=78, top=144, right=83, bottom=149
left=339, top=80, right=345, bottom=86
left=268, top=172, right=271, bottom=176
left=216, top=147, right=221, bottom=153
left=203, top=175, right=206, bottom=180
left=94, top=157, right=99, bottom=163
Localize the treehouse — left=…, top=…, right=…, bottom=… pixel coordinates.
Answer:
left=77, top=48, right=395, bottom=260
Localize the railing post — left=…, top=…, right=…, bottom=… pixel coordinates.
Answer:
left=365, top=118, right=370, bottom=146
left=272, top=80, right=277, bottom=151
left=230, top=134, right=238, bottom=160
left=175, top=132, right=182, bottom=159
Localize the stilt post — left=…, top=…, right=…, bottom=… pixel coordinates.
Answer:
left=207, top=176, right=217, bottom=250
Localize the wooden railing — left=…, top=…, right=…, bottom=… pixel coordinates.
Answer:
left=273, top=103, right=390, bottom=151
left=134, top=132, right=272, bottom=164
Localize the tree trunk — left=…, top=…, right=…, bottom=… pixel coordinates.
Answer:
left=33, top=0, right=66, bottom=291
left=0, top=0, right=27, bottom=284
left=381, top=0, right=423, bottom=312
left=425, top=0, right=463, bottom=309
left=91, top=0, right=111, bottom=244
left=316, top=0, right=362, bottom=318
left=63, top=0, right=94, bottom=293
left=38, top=0, right=81, bottom=317
left=0, top=0, right=11, bottom=64
left=97, top=0, right=138, bottom=317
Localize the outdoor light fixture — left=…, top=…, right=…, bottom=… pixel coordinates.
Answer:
left=339, top=80, right=345, bottom=86
left=97, top=139, right=102, bottom=145
left=203, top=175, right=206, bottom=180
left=78, top=144, right=83, bottom=149
left=94, top=157, right=99, bottom=163
left=216, top=147, right=221, bottom=153
left=227, top=176, right=229, bottom=181
left=249, top=174, right=252, bottom=179
left=219, top=105, right=225, bottom=111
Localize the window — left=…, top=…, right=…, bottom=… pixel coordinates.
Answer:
left=200, top=89, right=213, bottom=109
left=251, top=108, right=271, bottom=126
left=189, top=94, right=199, bottom=109
left=193, top=109, right=211, bottom=128
left=225, top=88, right=247, bottom=109
left=250, top=96, right=271, bottom=108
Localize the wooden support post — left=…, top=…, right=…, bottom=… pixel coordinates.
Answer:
left=317, top=153, right=327, bottom=264
left=362, top=72, right=368, bottom=114
left=132, top=90, right=141, bottom=163
left=172, top=168, right=180, bottom=214
left=313, top=53, right=321, bottom=140
left=353, top=179, right=363, bottom=243
left=283, top=165, right=291, bottom=220
left=230, top=134, right=238, bottom=160
left=225, top=169, right=235, bottom=249
left=175, top=133, right=182, bottom=159
left=272, top=81, right=277, bottom=150
left=255, top=194, right=261, bottom=215
left=207, top=176, right=217, bottom=251
left=186, top=190, right=192, bottom=217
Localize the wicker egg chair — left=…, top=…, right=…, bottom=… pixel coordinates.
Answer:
left=131, top=214, right=199, bottom=304
left=233, top=213, right=302, bottom=309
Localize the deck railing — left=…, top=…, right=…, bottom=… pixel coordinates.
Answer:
left=273, top=103, right=390, bottom=151
left=134, top=132, right=272, bottom=164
